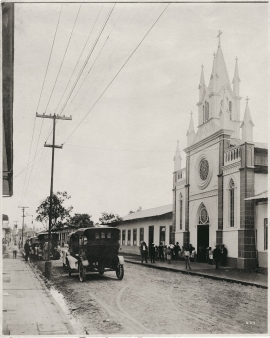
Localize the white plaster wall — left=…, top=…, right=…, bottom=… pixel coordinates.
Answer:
left=223, top=229, right=238, bottom=258
left=223, top=171, right=240, bottom=229
left=174, top=231, right=184, bottom=247
left=189, top=142, right=219, bottom=197
left=254, top=174, right=268, bottom=195
left=255, top=202, right=268, bottom=252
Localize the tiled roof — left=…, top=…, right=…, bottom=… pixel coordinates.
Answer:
left=123, top=204, right=173, bottom=221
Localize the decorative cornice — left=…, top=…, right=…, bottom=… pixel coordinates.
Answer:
left=189, top=189, right=218, bottom=202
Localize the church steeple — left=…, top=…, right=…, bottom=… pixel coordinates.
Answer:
left=198, top=64, right=205, bottom=101
left=232, top=57, right=241, bottom=96
left=174, top=140, right=182, bottom=171
left=241, top=97, right=254, bottom=142
left=187, top=112, right=196, bottom=146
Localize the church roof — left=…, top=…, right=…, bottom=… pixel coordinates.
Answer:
left=123, top=204, right=172, bottom=221
left=245, top=191, right=268, bottom=201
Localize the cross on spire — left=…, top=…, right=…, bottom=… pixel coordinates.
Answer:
left=217, top=30, right=222, bottom=47
left=213, top=52, right=216, bottom=58
left=190, top=111, right=193, bottom=116
left=246, top=96, right=249, bottom=104
left=201, top=64, right=204, bottom=69
left=236, top=56, right=238, bottom=62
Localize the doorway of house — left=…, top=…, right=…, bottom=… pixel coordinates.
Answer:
left=149, top=226, right=154, bottom=252
left=197, top=224, right=209, bottom=262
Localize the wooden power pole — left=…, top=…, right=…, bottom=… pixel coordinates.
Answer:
left=36, top=113, right=71, bottom=273
left=18, top=206, right=29, bottom=246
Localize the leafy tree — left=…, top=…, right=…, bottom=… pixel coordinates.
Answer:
left=36, top=191, right=73, bottom=229
left=99, top=212, right=122, bottom=225
left=128, top=206, right=142, bottom=214
left=69, top=213, right=94, bottom=228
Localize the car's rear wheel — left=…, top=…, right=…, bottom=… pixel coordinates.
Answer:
left=79, top=262, right=86, bottom=282
left=116, top=264, right=124, bottom=280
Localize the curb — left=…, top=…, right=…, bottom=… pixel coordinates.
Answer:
left=125, top=259, right=268, bottom=289
left=28, top=262, right=76, bottom=335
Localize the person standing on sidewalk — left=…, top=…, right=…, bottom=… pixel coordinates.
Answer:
left=158, top=242, right=164, bottom=262
left=150, top=243, right=155, bottom=263
left=24, top=240, right=30, bottom=262
left=184, top=247, right=191, bottom=269
left=140, top=241, right=148, bottom=263
left=213, top=244, right=221, bottom=269
left=166, top=246, right=172, bottom=264
left=174, top=242, right=180, bottom=261
left=221, top=244, right=228, bottom=266
left=12, top=244, right=18, bottom=259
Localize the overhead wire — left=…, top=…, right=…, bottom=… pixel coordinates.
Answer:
left=20, top=4, right=63, bottom=204
left=44, top=3, right=116, bottom=143
left=24, top=4, right=81, bottom=200
left=63, top=3, right=170, bottom=145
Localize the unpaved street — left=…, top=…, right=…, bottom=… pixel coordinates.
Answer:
left=36, top=260, right=267, bottom=335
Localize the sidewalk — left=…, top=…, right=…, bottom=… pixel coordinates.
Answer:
left=123, top=253, right=268, bottom=289
left=2, top=246, right=75, bottom=335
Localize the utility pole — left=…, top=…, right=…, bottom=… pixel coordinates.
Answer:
left=18, top=206, right=29, bottom=247
left=36, top=113, right=71, bottom=276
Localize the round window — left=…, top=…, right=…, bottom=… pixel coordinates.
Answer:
left=199, top=158, right=209, bottom=181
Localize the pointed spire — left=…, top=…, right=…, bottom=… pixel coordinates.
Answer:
left=241, top=97, right=254, bottom=142
left=174, top=140, right=182, bottom=171
left=199, top=64, right=205, bottom=88
left=187, top=112, right=196, bottom=146
left=232, top=56, right=241, bottom=96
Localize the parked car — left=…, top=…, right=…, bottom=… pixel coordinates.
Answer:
left=63, top=227, right=124, bottom=282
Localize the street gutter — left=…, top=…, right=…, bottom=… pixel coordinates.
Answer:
left=125, top=259, right=268, bottom=289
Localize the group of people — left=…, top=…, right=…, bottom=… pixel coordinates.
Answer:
left=140, top=241, right=228, bottom=270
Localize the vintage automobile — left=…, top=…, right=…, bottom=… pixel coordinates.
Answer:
left=63, top=227, right=124, bottom=282
left=37, top=232, right=61, bottom=260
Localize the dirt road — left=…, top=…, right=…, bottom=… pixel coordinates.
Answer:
left=35, top=260, right=267, bottom=335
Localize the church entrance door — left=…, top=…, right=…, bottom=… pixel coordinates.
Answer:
left=197, top=224, right=209, bottom=262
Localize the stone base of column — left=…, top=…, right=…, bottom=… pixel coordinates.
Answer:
left=183, top=231, right=190, bottom=248
left=216, top=230, right=223, bottom=245
left=237, top=258, right=257, bottom=269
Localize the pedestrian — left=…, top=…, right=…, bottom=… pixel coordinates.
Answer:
left=155, top=245, right=159, bottom=261
left=174, top=242, right=180, bottom=261
left=24, top=240, right=30, bottom=262
left=208, top=247, right=213, bottom=265
left=140, top=241, right=148, bottom=263
left=150, top=243, right=155, bottom=263
left=18, top=241, right=21, bottom=250
left=213, top=244, right=221, bottom=269
left=221, top=244, right=228, bottom=266
left=164, top=245, right=167, bottom=260
left=12, top=244, right=18, bottom=259
left=166, top=246, right=172, bottom=264
left=43, top=241, right=49, bottom=261
left=158, top=242, right=164, bottom=262
left=184, top=247, right=191, bottom=269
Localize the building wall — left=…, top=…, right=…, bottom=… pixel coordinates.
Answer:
left=117, top=216, right=172, bottom=255
left=254, top=174, right=267, bottom=195
left=255, top=202, right=268, bottom=268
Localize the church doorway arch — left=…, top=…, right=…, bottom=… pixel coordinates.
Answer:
left=197, top=204, right=209, bottom=262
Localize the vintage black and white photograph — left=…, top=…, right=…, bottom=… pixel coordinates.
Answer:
left=2, top=0, right=268, bottom=335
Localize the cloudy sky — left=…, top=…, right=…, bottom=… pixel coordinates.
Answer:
left=3, top=1, right=268, bottom=229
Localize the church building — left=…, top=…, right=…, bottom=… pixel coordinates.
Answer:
left=173, top=35, right=268, bottom=268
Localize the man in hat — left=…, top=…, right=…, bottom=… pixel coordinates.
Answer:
left=140, top=241, right=148, bottom=263
left=213, top=244, right=221, bottom=269
left=174, top=242, right=180, bottom=261
left=221, top=244, right=228, bottom=266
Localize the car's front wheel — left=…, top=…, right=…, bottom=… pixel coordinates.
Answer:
left=116, top=264, right=124, bottom=280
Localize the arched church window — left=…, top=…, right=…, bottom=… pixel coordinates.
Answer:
left=179, top=193, right=183, bottom=230
left=205, top=102, right=209, bottom=121
left=229, top=101, right=232, bottom=120
left=203, top=105, right=205, bottom=123
left=199, top=204, right=209, bottom=224
left=229, top=179, right=235, bottom=227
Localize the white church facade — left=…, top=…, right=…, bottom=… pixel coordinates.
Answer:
left=116, top=36, right=267, bottom=269
left=173, top=38, right=268, bottom=268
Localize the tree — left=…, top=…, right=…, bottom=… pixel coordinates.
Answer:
left=99, top=212, right=122, bottom=225
left=128, top=206, right=142, bottom=214
left=69, top=213, right=94, bottom=228
left=36, top=191, right=73, bottom=229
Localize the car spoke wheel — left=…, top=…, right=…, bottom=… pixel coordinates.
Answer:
left=79, top=262, right=86, bottom=282
left=116, top=264, right=124, bottom=280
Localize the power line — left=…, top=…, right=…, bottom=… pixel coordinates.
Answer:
left=67, top=144, right=175, bottom=153
left=63, top=3, right=170, bottom=145
left=20, top=4, right=63, bottom=204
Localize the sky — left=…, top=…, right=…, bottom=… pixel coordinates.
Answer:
left=3, top=2, right=268, bottom=230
